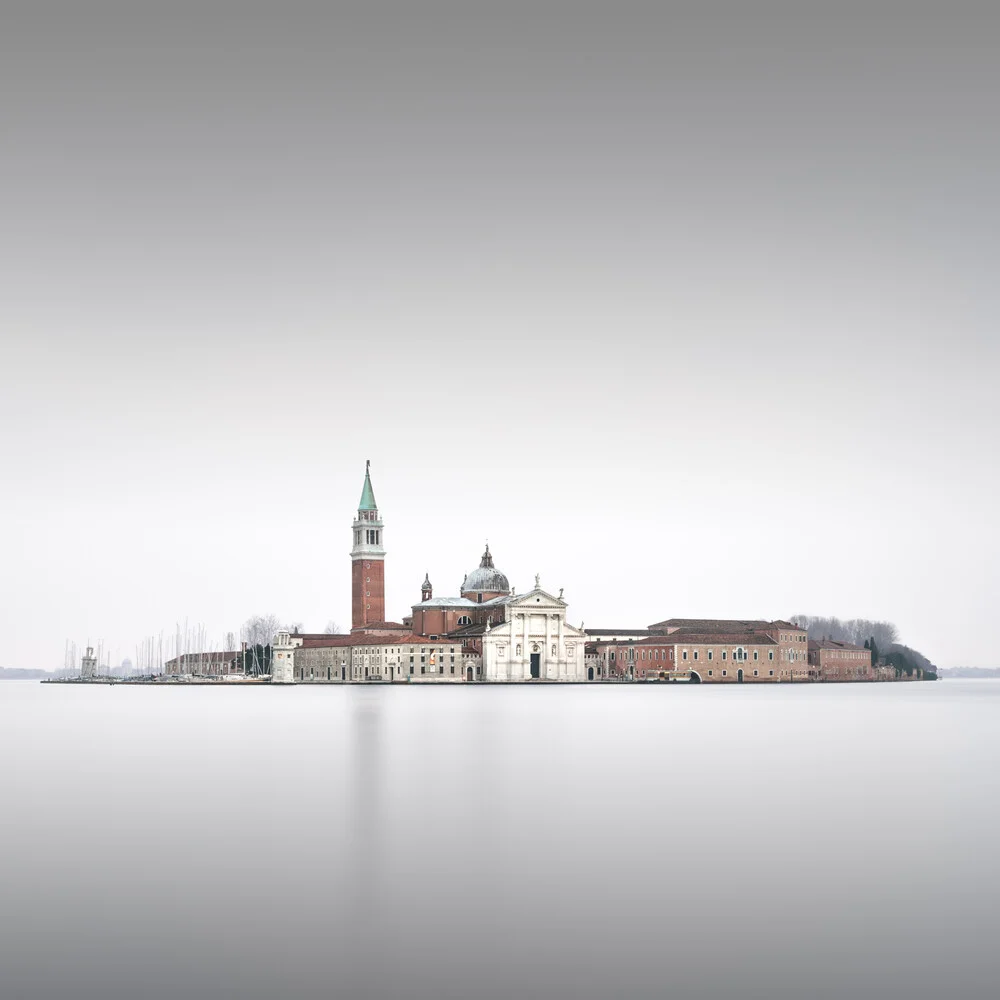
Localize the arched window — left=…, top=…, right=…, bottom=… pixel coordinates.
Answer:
left=516, top=644, right=521, bottom=656
left=457, top=615, right=472, bottom=626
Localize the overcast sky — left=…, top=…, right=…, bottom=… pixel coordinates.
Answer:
left=1, top=2, right=997, bottom=671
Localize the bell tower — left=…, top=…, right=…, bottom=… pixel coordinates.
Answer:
left=351, top=460, right=386, bottom=632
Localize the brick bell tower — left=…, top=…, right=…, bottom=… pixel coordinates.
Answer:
left=351, top=460, right=386, bottom=632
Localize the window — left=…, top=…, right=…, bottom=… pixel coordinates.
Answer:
left=708, top=650, right=713, bottom=660
left=722, top=651, right=727, bottom=660
left=769, top=670, right=773, bottom=676
left=753, top=669, right=758, bottom=676
left=693, top=651, right=698, bottom=660
left=769, top=650, right=774, bottom=660
left=457, top=615, right=472, bottom=626
left=708, top=670, right=713, bottom=677
left=722, top=669, right=727, bottom=676
left=516, top=645, right=521, bottom=656
left=753, top=650, right=758, bottom=661
left=682, top=650, right=688, bottom=661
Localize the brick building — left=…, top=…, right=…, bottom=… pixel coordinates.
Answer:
left=591, top=619, right=810, bottom=682
left=165, top=650, right=241, bottom=677
left=808, top=638, right=873, bottom=681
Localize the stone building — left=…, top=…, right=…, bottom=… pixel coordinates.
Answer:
left=81, top=646, right=97, bottom=680
left=271, top=631, right=296, bottom=684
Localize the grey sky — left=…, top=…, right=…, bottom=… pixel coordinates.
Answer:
left=1, top=2, right=997, bottom=670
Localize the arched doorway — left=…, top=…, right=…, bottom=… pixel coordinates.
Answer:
left=588, top=666, right=594, bottom=681
left=467, top=666, right=473, bottom=682
left=737, top=668, right=744, bottom=683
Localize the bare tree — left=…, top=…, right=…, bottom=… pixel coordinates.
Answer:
left=284, top=621, right=304, bottom=634
left=241, top=613, right=281, bottom=647
left=792, top=615, right=900, bottom=649
left=324, top=620, right=343, bottom=634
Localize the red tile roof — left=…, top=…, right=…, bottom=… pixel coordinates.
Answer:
left=350, top=634, right=463, bottom=647
left=808, top=638, right=866, bottom=651
left=299, top=633, right=465, bottom=649
left=648, top=618, right=805, bottom=634
left=638, top=633, right=778, bottom=646
left=298, top=635, right=355, bottom=648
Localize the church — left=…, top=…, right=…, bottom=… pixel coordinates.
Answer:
left=271, top=462, right=587, bottom=683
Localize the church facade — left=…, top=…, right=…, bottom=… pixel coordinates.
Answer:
left=482, top=586, right=587, bottom=681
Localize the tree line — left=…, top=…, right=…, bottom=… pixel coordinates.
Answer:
left=791, top=615, right=937, bottom=679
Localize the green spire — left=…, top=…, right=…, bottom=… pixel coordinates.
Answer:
left=358, top=460, right=378, bottom=511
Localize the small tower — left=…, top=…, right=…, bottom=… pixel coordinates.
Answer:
left=271, top=630, right=295, bottom=684
left=351, top=460, right=386, bottom=631
left=421, top=573, right=433, bottom=602
left=81, top=646, right=97, bottom=681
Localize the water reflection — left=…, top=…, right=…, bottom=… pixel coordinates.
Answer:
left=0, top=681, right=998, bottom=999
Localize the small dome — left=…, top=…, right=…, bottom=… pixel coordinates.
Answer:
left=462, top=544, right=509, bottom=595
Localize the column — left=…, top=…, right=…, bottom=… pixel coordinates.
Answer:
left=544, top=613, right=551, bottom=680
left=522, top=612, right=529, bottom=681
left=557, top=614, right=564, bottom=680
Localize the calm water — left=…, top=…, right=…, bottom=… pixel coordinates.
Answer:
left=1, top=680, right=998, bottom=1000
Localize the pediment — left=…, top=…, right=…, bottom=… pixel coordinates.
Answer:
left=508, top=587, right=565, bottom=609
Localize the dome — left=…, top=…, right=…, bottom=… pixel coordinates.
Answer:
left=462, top=544, right=509, bottom=595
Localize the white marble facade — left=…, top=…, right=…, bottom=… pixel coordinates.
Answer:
left=482, top=585, right=586, bottom=681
